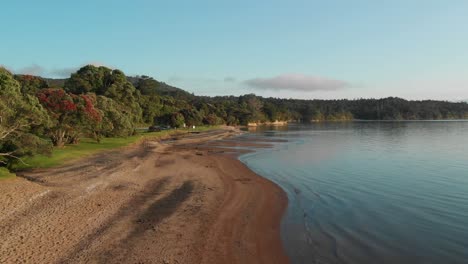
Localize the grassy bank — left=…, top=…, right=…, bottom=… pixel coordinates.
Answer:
left=0, top=167, right=16, bottom=180
left=8, top=126, right=218, bottom=174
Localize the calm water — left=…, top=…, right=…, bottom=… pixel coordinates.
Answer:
left=239, top=121, right=468, bottom=264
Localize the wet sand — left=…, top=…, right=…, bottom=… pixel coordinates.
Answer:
left=0, top=128, right=289, bottom=264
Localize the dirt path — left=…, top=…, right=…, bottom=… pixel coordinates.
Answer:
left=0, top=129, right=289, bottom=264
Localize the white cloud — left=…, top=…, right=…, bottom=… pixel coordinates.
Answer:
left=9, top=62, right=112, bottom=78
left=16, top=64, right=46, bottom=75
left=244, top=74, right=349, bottom=92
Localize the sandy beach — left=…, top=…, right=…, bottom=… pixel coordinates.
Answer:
left=0, top=128, right=289, bottom=264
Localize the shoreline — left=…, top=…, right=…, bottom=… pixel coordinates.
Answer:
left=0, top=128, right=289, bottom=263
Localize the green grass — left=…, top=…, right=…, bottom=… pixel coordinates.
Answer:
left=0, top=167, right=16, bottom=180
left=12, top=126, right=219, bottom=171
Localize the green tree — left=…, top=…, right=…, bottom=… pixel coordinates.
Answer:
left=94, top=95, right=135, bottom=138
left=262, top=102, right=279, bottom=122
left=140, top=95, right=163, bottom=124
left=171, top=113, right=185, bottom=128
left=180, top=108, right=203, bottom=126
left=65, top=65, right=142, bottom=123
left=14, top=74, right=49, bottom=95
left=0, top=68, right=51, bottom=167
left=203, top=113, right=224, bottom=125
left=238, top=94, right=266, bottom=123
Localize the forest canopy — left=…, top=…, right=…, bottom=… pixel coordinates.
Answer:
left=1, top=65, right=468, bottom=170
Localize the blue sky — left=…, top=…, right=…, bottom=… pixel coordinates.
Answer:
left=2, top=0, right=468, bottom=100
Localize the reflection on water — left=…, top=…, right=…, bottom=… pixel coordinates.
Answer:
left=239, top=121, right=468, bottom=264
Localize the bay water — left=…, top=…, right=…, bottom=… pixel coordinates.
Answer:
left=239, top=121, right=468, bottom=264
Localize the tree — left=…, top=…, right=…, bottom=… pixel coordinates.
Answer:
left=262, top=102, right=279, bottom=122
left=132, top=75, right=160, bottom=95
left=203, top=113, right=224, bottom=125
left=238, top=94, right=267, bottom=123
left=180, top=108, right=203, bottom=127
left=65, top=65, right=108, bottom=94
left=171, top=112, right=185, bottom=128
left=14, top=74, right=49, bottom=95
left=94, top=95, right=135, bottom=138
left=37, top=88, right=101, bottom=147
left=130, top=75, right=194, bottom=99
left=140, top=95, right=163, bottom=124
left=65, top=65, right=142, bottom=124
left=0, top=68, right=51, bottom=167
left=155, top=112, right=185, bottom=128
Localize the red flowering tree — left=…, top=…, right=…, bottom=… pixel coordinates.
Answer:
left=37, top=88, right=101, bottom=147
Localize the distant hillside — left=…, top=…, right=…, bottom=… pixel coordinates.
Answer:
left=127, top=75, right=193, bottom=99
left=11, top=65, right=468, bottom=126
left=43, top=78, right=66, bottom=88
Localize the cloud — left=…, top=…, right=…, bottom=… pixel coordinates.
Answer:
left=16, top=64, right=46, bottom=76
left=50, top=61, right=111, bottom=78
left=244, top=74, right=349, bottom=92
left=49, top=67, right=80, bottom=78
left=224, top=77, right=236, bottom=82
left=8, top=61, right=113, bottom=78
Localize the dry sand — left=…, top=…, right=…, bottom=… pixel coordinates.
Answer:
left=0, top=128, right=289, bottom=264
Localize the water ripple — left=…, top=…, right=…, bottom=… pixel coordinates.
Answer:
left=240, top=121, right=468, bottom=264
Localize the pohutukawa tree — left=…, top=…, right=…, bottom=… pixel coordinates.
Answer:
left=37, top=88, right=101, bottom=147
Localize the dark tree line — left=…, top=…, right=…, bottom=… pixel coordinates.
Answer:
left=2, top=65, right=468, bottom=170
